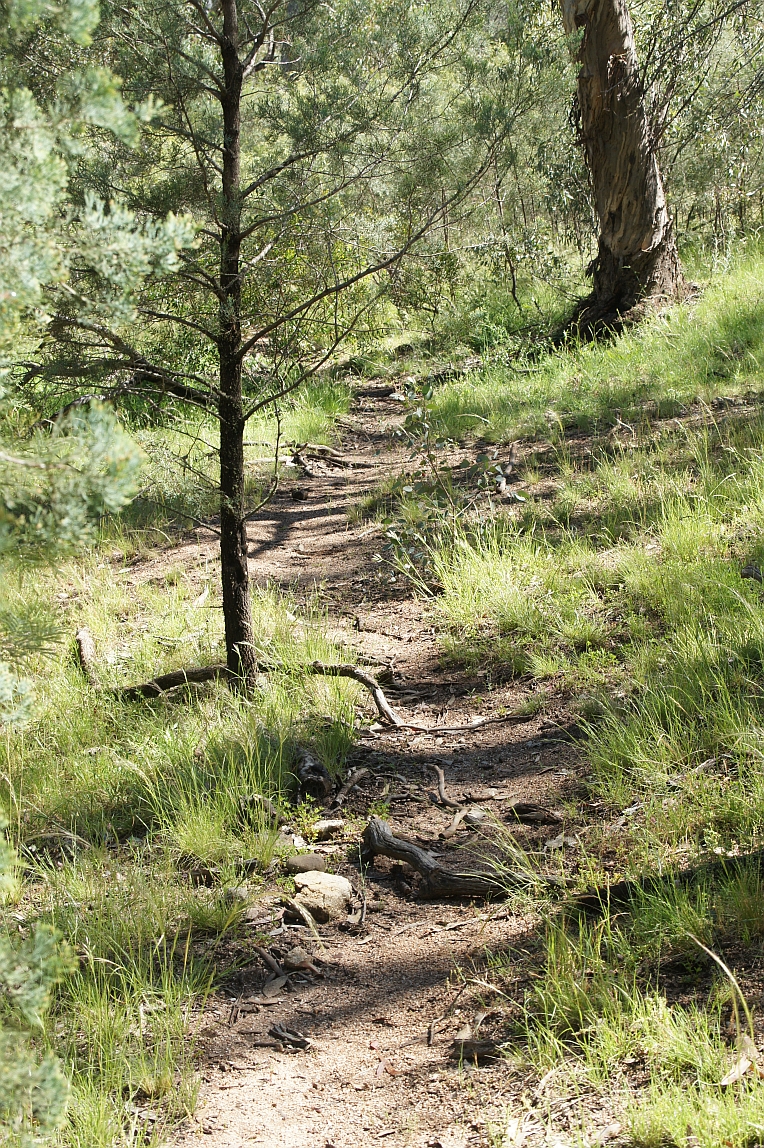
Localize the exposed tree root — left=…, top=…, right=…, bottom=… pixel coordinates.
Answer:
left=74, top=631, right=534, bottom=745
left=74, top=631, right=230, bottom=698
left=361, top=817, right=563, bottom=900
left=310, top=661, right=404, bottom=725
left=309, top=660, right=537, bottom=734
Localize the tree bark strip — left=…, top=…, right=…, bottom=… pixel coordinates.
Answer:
left=561, top=0, right=686, bottom=330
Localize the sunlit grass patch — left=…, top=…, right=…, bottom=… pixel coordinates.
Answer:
left=427, top=253, right=764, bottom=444
left=500, top=873, right=764, bottom=1147
left=37, top=854, right=213, bottom=1147
left=112, top=378, right=351, bottom=538
left=0, top=549, right=359, bottom=1145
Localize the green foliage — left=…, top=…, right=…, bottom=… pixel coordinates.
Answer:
left=0, top=405, right=142, bottom=557
left=0, top=821, right=73, bottom=1146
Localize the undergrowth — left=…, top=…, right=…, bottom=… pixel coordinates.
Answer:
left=0, top=551, right=359, bottom=1144
left=401, top=250, right=764, bottom=1146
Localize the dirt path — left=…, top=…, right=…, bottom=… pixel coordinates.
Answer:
left=172, top=382, right=592, bottom=1148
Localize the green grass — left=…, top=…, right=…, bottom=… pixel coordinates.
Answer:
left=0, top=551, right=360, bottom=1145
left=409, top=250, right=764, bottom=1146
left=10, top=246, right=764, bottom=1147
left=494, top=873, right=764, bottom=1148
left=118, top=377, right=351, bottom=534
left=426, top=252, right=764, bottom=443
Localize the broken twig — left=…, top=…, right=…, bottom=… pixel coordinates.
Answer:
left=428, top=765, right=461, bottom=810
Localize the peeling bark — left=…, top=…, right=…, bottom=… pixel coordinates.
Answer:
left=561, top=0, right=686, bottom=331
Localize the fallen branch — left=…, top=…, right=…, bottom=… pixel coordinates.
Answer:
left=428, top=765, right=461, bottom=810
left=361, top=817, right=558, bottom=900
left=330, top=767, right=371, bottom=810
left=441, top=809, right=468, bottom=839
left=293, top=442, right=376, bottom=468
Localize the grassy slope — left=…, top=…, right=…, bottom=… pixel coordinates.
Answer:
left=0, top=383, right=357, bottom=1147
left=426, top=253, right=764, bottom=1146
left=7, top=254, right=764, bottom=1146
left=428, top=254, right=764, bottom=441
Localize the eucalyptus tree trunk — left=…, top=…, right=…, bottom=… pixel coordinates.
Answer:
left=561, top=0, right=686, bottom=329
left=218, top=0, right=257, bottom=683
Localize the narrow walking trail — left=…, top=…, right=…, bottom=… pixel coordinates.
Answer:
left=172, top=381, right=595, bottom=1148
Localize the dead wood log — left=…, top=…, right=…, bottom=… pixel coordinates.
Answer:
left=294, top=746, right=332, bottom=800
left=360, top=817, right=558, bottom=900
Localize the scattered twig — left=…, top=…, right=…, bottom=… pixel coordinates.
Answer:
left=268, top=1024, right=311, bottom=1050
left=441, top=810, right=467, bottom=839
left=252, top=945, right=286, bottom=979
left=310, top=661, right=539, bottom=734
left=282, top=897, right=325, bottom=950
left=427, top=979, right=471, bottom=1046
left=427, top=765, right=461, bottom=810
left=330, top=767, right=371, bottom=809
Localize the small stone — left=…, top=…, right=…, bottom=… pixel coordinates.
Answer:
left=223, top=885, right=250, bottom=903
left=285, top=853, right=327, bottom=874
left=313, top=818, right=344, bottom=841
left=293, top=871, right=353, bottom=922
left=544, top=834, right=577, bottom=851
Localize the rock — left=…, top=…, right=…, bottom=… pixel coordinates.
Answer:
left=223, top=885, right=251, bottom=904
left=283, top=946, right=321, bottom=974
left=285, top=853, right=327, bottom=874
left=293, top=871, right=352, bottom=921
left=313, top=818, right=345, bottom=841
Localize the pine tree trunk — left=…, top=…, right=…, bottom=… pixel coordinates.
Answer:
left=561, top=0, right=686, bottom=331
left=218, top=0, right=257, bottom=683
